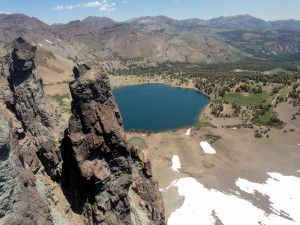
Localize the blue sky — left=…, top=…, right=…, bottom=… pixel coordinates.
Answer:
left=1, top=0, right=300, bottom=24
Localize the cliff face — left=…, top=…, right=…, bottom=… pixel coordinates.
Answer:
left=0, top=37, right=66, bottom=225
left=61, top=64, right=165, bottom=224
left=9, top=37, right=65, bottom=179
left=0, top=37, right=165, bottom=225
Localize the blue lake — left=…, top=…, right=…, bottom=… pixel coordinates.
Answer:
left=113, top=84, right=210, bottom=131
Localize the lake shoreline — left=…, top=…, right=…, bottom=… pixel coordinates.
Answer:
left=109, top=74, right=212, bottom=99
left=113, top=83, right=210, bottom=132
left=109, top=74, right=212, bottom=132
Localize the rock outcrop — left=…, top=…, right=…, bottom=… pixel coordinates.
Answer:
left=9, top=37, right=65, bottom=179
left=0, top=37, right=165, bottom=225
left=0, top=37, right=66, bottom=225
left=61, top=64, right=165, bottom=224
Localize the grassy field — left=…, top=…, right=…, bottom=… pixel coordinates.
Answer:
left=253, top=109, right=278, bottom=125
left=220, top=92, right=271, bottom=107
left=213, top=90, right=285, bottom=127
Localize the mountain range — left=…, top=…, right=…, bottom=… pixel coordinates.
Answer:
left=127, top=14, right=300, bottom=32
left=0, top=13, right=300, bottom=63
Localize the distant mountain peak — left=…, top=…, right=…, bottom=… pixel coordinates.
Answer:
left=82, top=16, right=116, bottom=28
left=83, top=16, right=115, bottom=21
left=209, top=14, right=268, bottom=29
left=69, top=19, right=81, bottom=24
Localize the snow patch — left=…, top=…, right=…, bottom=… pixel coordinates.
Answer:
left=38, top=44, right=43, bottom=47
left=200, top=141, right=216, bottom=154
left=45, top=39, right=52, bottom=44
left=170, top=155, right=181, bottom=173
left=236, top=172, right=300, bottom=223
left=138, top=19, right=151, bottom=23
left=168, top=175, right=300, bottom=225
left=185, top=128, right=192, bottom=135
left=56, top=38, right=61, bottom=42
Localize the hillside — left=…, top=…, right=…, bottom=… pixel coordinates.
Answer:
left=129, top=14, right=300, bottom=32
left=0, top=14, right=89, bottom=61
left=82, top=16, right=118, bottom=28
left=127, top=15, right=199, bottom=33
left=51, top=17, right=244, bottom=62
left=0, top=13, right=300, bottom=63
left=218, top=29, right=300, bottom=57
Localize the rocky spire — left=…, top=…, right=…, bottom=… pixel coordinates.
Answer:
left=9, top=36, right=66, bottom=179
left=61, top=64, right=165, bottom=224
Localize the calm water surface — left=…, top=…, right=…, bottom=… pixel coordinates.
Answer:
left=113, top=84, right=210, bottom=131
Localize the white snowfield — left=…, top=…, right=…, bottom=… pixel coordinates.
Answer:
left=200, top=141, right=216, bottom=154
left=185, top=128, right=192, bottom=135
left=236, top=172, right=300, bottom=224
left=168, top=172, right=300, bottom=225
left=170, top=155, right=181, bottom=173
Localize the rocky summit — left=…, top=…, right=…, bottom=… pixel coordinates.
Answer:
left=0, top=37, right=165, bottom=225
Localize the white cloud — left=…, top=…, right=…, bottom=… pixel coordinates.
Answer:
left=0, top=12, right=10, bottom=14
left=51, top=1, right=116, bottom=12
left=84, top=1, right=101, bottom=8
left=99, top=1, right=116, bottom=11
left=122, top=0, right=128, bottom=4
left=51, top=5, right=64, bottom=11
left=65, top=5, right=75, bottom=10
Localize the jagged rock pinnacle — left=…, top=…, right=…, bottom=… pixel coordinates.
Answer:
left=0, top=38, right=165, bottom=225
left=61, top=64, right=165, bottom=224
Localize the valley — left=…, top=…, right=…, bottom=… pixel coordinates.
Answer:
left=39, top=53, right=300, bottom=224
left=1, top=11, right=300, bottom=225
